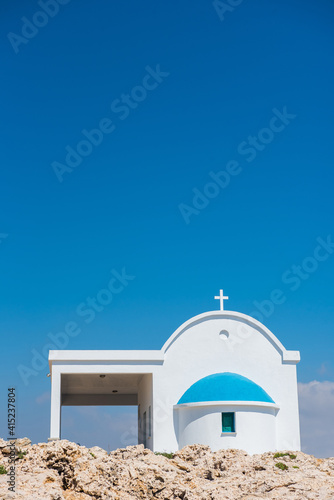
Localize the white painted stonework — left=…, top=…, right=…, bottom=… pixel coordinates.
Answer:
left=48, top=301, right=301, bottom=454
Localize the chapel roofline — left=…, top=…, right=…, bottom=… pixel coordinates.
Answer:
left=48, top=310, right=300, bottom=371
left=161, top=310, right=300, bottom=363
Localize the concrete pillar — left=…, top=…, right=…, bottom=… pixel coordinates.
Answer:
left=50, top=368, right=61, bottom=440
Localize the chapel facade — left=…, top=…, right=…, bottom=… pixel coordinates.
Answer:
left=49, top=291, right=301, bottom=454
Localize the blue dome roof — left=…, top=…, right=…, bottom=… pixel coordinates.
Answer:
left=177, top=372, right=275, bottom=404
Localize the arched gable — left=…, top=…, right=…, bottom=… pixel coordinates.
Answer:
left=161, top=311, right=299, bottom=363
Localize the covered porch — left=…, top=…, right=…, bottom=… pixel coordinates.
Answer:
left=48, top=350, right=162, bottom=450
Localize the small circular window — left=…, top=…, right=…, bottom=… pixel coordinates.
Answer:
left=219, top=330, right=229, bottom=340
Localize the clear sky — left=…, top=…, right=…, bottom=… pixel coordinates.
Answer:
left=1, top=0, right=334, bottom=457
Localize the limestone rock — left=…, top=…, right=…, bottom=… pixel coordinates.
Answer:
left=0, top=438, right=31, bottom=456
left=0, top=438, right=333, bottom=499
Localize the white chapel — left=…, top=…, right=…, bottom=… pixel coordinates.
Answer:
left=48, top=291, right=301, bottom=454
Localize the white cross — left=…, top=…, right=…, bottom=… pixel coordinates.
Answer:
left=214, top=289, right=229, bottom=310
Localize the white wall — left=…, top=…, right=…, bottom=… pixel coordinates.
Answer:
left=138, top=373, right=153, bottom=450
left=153, top=313, right=300, bottom=453
left=177, top=404, right=277, bottom=454
left=50, top=365, right=62, bottom=440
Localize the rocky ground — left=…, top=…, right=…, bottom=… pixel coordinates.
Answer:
left=0, top=438, right=333, bottom=499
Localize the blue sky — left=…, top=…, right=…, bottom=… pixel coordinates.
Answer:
left=1, top=0, right=334, bottom=456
